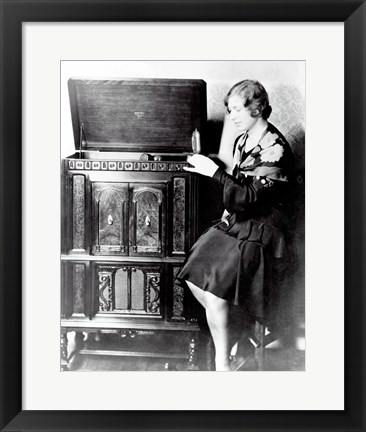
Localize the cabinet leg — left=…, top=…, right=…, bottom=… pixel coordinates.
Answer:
left=61, top=331, right=69, bottom=371
left=187, top=335, right=199, bottom=371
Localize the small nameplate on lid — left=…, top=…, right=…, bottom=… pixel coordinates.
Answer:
left=134, top=111, right=145, bottom=120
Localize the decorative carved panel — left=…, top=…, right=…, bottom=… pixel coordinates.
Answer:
left=93, top=183, right=128, bottom=254
left=73, top=264, right=85, bottom=314
left=72, top=175, right=86, bottom=251
left=172, top=178, right=186, bottom=254
left=146, top=272, right=161, bottom=314
left=97, top=265, right=161, bottom=316
left=98, top=269, right=113, bottom=312
left=172, top=266, right=185, bottom=320
left=131, top=186, right=164, bottom=254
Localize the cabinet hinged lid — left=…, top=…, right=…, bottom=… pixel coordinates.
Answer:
left=68, top=78, right=207, bottom=153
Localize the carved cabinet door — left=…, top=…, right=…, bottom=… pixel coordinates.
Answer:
left=129, top=183, right=165, bottom=256
left=92, top=182, right=129, bottom=255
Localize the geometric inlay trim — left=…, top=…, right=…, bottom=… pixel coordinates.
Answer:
left=172, top=266, right=185, bottom=319
left=146, top=272, right=160, bottom=314
left=69, top=160, right=188, bottom=172
left=73, top=264, right=85, bottom=314
left=98, top=270, right=113, bottom=312
left=72, top=175, right=85, bottom=250
left=172, top=177, right=186, bottom=254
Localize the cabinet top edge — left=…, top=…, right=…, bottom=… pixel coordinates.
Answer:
left=68, top=77, right=207, bottom=86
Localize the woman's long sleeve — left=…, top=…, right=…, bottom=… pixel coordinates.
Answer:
left=212, top=167, right=274, bottom=213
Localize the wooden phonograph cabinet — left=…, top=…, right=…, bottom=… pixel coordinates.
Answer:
left=61, top=78, right=208, bottom=370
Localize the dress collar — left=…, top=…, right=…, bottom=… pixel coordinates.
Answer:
left=245, top=120, right=268, bottom=153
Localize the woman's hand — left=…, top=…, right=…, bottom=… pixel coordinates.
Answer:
left=183, top=154, right=219, bottom=177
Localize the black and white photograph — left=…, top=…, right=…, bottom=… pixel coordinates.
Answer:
left=3, top=2, right=365, bottom=427
left=60, top=60, right=305, bottom=372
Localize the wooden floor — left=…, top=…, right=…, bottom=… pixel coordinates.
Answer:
left=64, top=331, right=305, bottom=372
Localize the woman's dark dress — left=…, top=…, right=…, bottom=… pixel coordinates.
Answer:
left=177, top=122, right=295, bottom=323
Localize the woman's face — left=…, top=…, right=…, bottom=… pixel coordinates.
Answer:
left=227, top=94, right=258, bottom=132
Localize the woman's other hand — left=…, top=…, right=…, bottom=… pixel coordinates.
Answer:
left=183, top=154, right=219, bottom=177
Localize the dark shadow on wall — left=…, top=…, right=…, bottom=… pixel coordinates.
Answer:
left=269, top=122, right=305, bottom=347
left=284, top=125, right=305, bottom=346
left=199, top=119, right=225, bottom=234
left=201, top=119, right=224, bottom=156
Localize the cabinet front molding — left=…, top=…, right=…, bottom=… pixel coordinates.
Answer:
left=172, top=177, right=186, bottom=255
left=72, top=174, right=86, bottom=253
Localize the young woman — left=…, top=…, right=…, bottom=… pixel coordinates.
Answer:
left=179, top=79, right=295, bottom=371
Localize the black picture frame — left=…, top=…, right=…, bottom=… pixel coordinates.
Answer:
left=0, top=1, right=365, bottom=431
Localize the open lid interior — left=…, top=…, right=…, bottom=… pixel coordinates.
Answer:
left=68, top=78, right=207, bottom=153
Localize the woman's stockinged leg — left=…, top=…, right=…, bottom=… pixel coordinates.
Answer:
left=205, top=292, right=231, bottom=371
left=186, top=280, right=231, bottom=371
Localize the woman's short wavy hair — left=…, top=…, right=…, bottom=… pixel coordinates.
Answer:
left=224, top=79, right=272, bottom=120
